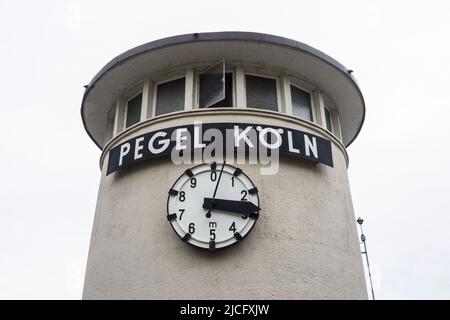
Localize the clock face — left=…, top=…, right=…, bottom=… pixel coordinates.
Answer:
left=167, top=162, right=260, bottom=250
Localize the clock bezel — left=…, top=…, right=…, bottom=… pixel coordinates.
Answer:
left=166, top=162, right=260, bottom=251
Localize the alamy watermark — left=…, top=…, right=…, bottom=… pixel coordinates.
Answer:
left=168, top=121, right=282, bottom=175
left=108, top=121, right=332, bottom=176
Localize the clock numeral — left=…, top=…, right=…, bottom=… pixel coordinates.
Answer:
left=229, top=222, right=236, bottom=233
left=210, top=229, right=216, bottom=241
left=210, top=171, right=217, bottom=182
left=241, top=213, right=248, bottom=220
left=241, top=190, right=248, bottom=201
left=189, top=223, right=195, bottom=234
left=190, top=178, right=197, bottom=188
left=231, top=176, right=235, bottom=187
left=179, top=191, right=186, bottom=202
left=178, top=209, right=185, bottom=220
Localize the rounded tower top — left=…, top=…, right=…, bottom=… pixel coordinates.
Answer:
left=81, top=31, right=365, bottom=149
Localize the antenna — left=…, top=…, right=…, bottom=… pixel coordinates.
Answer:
left=357, top=217, right=375, bottom=300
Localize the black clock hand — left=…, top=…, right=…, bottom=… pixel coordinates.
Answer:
left=203, top=198, right=261, bottom=215
left=206, top=161, right=226, bottom=218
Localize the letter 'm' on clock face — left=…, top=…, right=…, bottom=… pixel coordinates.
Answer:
left=167, top=163, right=260, bottom=250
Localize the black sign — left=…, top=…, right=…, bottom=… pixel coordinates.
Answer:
left=106, top=123, right=333, bottom=175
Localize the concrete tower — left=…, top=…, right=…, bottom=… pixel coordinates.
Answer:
left=81, top=32, right=367, bottom=299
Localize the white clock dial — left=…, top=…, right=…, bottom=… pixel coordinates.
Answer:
left=167, top=162, right=260, bottom=250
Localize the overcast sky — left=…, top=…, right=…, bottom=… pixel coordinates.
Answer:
left=1, top=0, right=449, bottom=299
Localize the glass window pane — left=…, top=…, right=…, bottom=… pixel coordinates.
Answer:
left=126, top=93, right=142, bottom=128
left=214, top=73, right=233, bottom=107
left=324, top=107, right=333, bottom=132
left=105, top=105, right=116, bottom=142
left=200, top=73, right=233, bottom=108
left=199, top=61, right=228, bottom=108
left=291, top=86, right=312, bottom=121
left=246, top=75, right=278, bottom=111
left=155, top=78, right=185, bottom=116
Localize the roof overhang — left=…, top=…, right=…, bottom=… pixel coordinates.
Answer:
left=81, top=31, right=365, bottom=149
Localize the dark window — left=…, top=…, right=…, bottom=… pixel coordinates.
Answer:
left=126, top=93, right=142, bottom=128
left=155, top=78, right=185, bottom=116
left=324, top=107, right=333, bottom=132
left=200, top=72, right=233, bottom=108
left=199, top=61, right=232, bottom=108
left=291, top=86, right=312, bottom=121
left=246, top=75, right=278, bottom=111
left=105, top=105, right=116, bottom=142
left=217, top=73, right=233, bottom=107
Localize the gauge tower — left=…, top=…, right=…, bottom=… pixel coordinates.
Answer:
left=81, top=32, right=367, bottom=299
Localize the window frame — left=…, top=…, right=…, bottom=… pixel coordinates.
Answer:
left=195, top=62, right=236, bottom=109
left=124, top=91, right=143, bottom=129
left=332, top=109, right=342, bottom=140
left=244, top=72, right=282, bottom=112
left=105, top=103, right=116, bottom=142
left=152, top=75, right=187, bottom=117
left=323, top=105, right=334, bottom=133
left=289, top=81, right=315, bottom=123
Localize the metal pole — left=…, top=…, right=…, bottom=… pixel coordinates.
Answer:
left=359, top=223, right=375, bottom=300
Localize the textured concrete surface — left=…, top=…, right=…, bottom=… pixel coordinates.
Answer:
left=83, top=111, right=367, bottom=299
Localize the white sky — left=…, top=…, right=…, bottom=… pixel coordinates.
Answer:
left=1, top=0, right=449, bottom=299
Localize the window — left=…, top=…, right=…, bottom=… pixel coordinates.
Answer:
left=200, top=73, right=233, bottom=108
left=324, top=107, right=333, bottom=132
left=126, top=93, right=142, bottom=128
left=291, top=85, right=312, bottom=121
left=155, top=78, right=185, bottom=116
left=216, top=73, right=233, bottom=107
left=199, top=61, right=233, bottom=108
left=245, top=75, right=278, bottom=111
left=105, top=105, right=116, bottom=142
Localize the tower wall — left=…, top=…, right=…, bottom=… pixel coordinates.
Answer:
left=82, top=109, right=367, bottom=299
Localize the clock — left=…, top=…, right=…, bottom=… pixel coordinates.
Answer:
left=167, top=162, right=260, bottom=251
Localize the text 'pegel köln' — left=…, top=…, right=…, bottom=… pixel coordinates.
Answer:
left=106, top=122, right=333, bottom=175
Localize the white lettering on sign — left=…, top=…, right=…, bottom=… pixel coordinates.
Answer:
left=234, top=126, right=254, bottom=148
left=259, top=127, right=282, bottom=149
left=119, top=143, right=130, bottom=166
left=287, top=131, right=300, bottom=154
left=175, top=128, right=188, bottom=150
left=194, top=125, right=206, bottom=149
left=304, top=135, right=318, bottom=158
left=107, top=122, right=333, bottom=176
left=134, top=137, right=144, bottom=160
left=148, top=131, right=170, bottom=154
